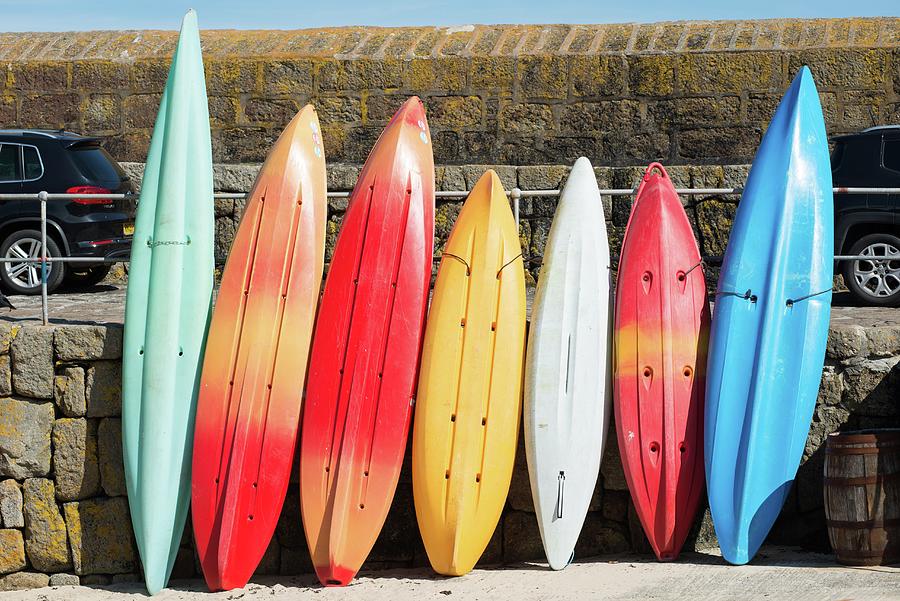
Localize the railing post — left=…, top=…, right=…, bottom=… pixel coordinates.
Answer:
left=38, top=191, right=49, bottom=326
left=511, top=187, right=521, bottom=229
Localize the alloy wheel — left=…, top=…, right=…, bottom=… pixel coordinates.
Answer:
left=852, top=242, right=900, bottom=299
left=4, top=237, right=48, bottom=290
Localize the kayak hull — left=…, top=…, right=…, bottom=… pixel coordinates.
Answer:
left=121, top=10, right=215, bottom=595
left=704, top=67, right=834, bottom=565
left=524, top=157, right=612, bottom=570
left=614, top=162, right=709, bottom=561
left=191, top=105, right=327, bottom=591
left=299, top=97, right=435, bottom=586
left=413, top=170, right=526, bottom=576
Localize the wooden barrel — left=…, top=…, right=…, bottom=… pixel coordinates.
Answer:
left=824, top=429, right=900, bottom=566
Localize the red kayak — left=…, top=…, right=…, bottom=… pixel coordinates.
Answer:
left=191, top=106, right=327, bottom=590
left=299, top=97, right=435, bottom=586
left=613, top=163, right=710, bottom=561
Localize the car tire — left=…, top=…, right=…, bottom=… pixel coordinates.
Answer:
left=0, top=230, right=66, bottom=295
left=64, top=265, right=112, bottom=289
left=842, top=233, right=900, bottom=307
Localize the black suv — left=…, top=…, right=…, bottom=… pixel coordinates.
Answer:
left=832, top=125, right=900, bottom=306
left=0, top=130, right=134, bottom=294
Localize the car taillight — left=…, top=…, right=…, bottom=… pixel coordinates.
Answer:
left=67, top=186, right=113, bottom=205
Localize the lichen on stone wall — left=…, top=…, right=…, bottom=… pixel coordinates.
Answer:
left=0, top=18, right=897, bottom=167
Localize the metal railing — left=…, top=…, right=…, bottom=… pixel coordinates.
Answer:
left=0, top=186, right=898, bottom=325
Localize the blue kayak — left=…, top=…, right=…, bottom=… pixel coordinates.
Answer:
left=704, top=66, right=833, bottom=565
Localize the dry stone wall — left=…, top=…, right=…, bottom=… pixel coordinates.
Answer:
left=0, top=313, right=896, bottom=590
left=0, top=18, right=898, bottom=167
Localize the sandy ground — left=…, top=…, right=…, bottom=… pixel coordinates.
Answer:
left=3, top=548, right=899, bottom=601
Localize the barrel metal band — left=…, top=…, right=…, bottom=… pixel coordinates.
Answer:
left=826, top=517, right=900, bottom=529
left=826, top=442, right=900, bottom=455
left=824, top=473, right=900, bottom=486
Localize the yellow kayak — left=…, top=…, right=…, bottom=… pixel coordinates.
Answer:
left=412, top=169, right=526, bottom=576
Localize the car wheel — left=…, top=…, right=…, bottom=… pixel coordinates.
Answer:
left=0, top=230, right=66, bottom=295
left=64, top=265, right=112, bottom=288
left=842, top=233, right=900, bottom=307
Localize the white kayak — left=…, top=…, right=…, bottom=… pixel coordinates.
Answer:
left=524, top=157, right=613, bottom=569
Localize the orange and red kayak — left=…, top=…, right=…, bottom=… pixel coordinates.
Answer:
left=613, top=162, right=709, bottom=561
left=191, top=105, right=327, bottom=591
left=299, top=97, right=435, bottom=586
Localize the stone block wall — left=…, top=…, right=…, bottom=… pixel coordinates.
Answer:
left=0, top=323, right=136, bottom=590
left=0, top=313, right=897, bottom=590
left=1, top=18, right=898, bottom=167
left=121, top=160, right=750, bottom=275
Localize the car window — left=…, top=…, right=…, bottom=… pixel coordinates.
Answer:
left=0, top=144, right=22, bottom=182
left=884, top=139, right=900, bottom=173
left=22, top=146, right=43, bottom=180
left=69, top=144, right=125, bottom=184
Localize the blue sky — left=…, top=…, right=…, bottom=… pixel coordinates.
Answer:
left=0, top=0, right=895, bottom=31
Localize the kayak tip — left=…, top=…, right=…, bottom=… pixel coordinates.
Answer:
left=791, top=64, right=818, bottom=92
left=571, top=156, right=593, bottom=174
left=181, top=8, right=199, bottom=28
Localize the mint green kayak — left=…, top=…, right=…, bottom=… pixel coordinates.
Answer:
left=121, top=10, right=214, bottom=595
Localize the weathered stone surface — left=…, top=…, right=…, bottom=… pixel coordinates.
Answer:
left=54, top=326, right=122, bottom=361
left=369, top=485, right=419, bottom=562
left=678, top=51, right=783, bottom=94
left=502, top=511, right=544, bottom=562
left=52, top=419, right=100, bottom=502
left=275, top=490, right=303, bottom=548
left=257, top=537, right=281, bottom=575
left=279, top=546, right=314, bottom=575
left=507, top=438, right=534, bottom=512
left=685, top=506, right=718, bottom=551
left=0, top=356, right=10, bottom=397
left=866, top=326, right=900, bottom=358
left=817, top=366, right=843, bottom=406
left=627, top=500, right=654, bottom=555
left=517, top=165, right=570, bottom=192
left=601, top=490, right=629, bottom=522
left=215, top=216, right=237, bottom=265
left=10, top=327, right=54, bottom=399
left=841, top=357, right=900, bottom=416
left=498, top=103, right=553, bottom=133
left=0, top=480, right=23, bottom=528
left=0, top=324, right=16, bottom=355
left=0, top=397, right=53, bottom=479
left=575, top=518, right=631, bottom=558
left=0, top=529, right=26, bottom=574
left=63, top=497, right=136, bottom=575
left=48, top=573, right=79, bottom=586
left=84, top=361, right=121, bottom=418
left=0, top=571, right=50, bottom=591
left=599, top=435, right=628, bottom=492
left=22, top=478, right=71, bottom=572
left=170, top=546, right=196, bottom=579
left=827, top=325, right=867, bottom=360
left=97, top=418, right=126, bottom=497
left=53, top=367, right=86, bottom=418
left=84, top=94, right=122, bottom=131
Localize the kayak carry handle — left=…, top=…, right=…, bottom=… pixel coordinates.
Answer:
left=556, top=471, right=566, bottom=519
